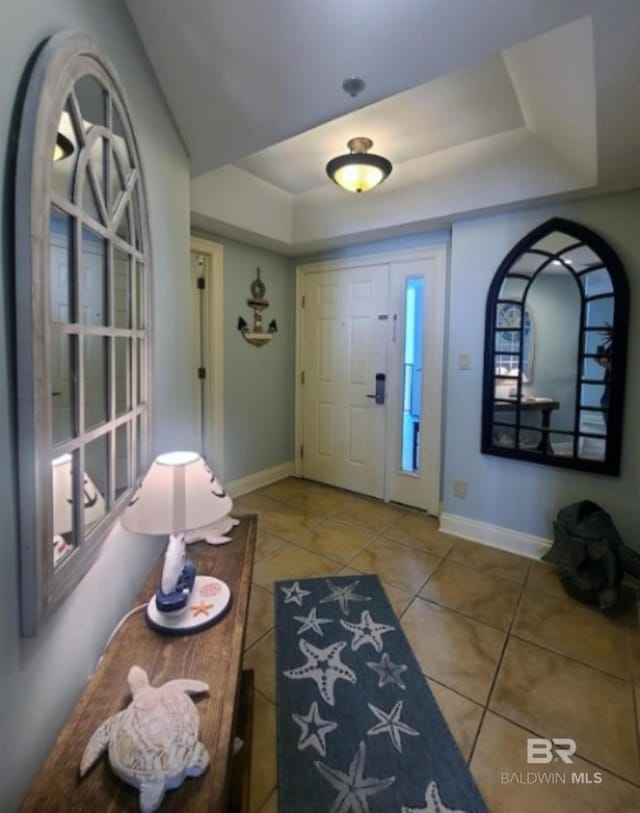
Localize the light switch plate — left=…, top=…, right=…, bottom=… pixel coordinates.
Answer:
left=453, top=480, right=467, bottom=498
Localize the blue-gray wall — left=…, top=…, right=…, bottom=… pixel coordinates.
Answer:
left=296, top=229, right=451, bottom=265
left=0, top=2, right=191, bottom=807
left=192, top=231, right=296, bottom=482
left=444, top=190, right=639, bottom=544
left=189, top=230, right=451, bottom=487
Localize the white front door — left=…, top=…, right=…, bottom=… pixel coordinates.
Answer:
left=301, top=263, right=389, bottom=498
left=298, top=247, right=446, bottom=514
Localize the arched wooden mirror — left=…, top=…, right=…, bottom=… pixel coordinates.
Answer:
left=482, top=218, right=629, bottom=474
left=15, top=32, right=152, bottom=635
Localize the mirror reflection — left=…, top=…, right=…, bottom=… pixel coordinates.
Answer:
left=482, top=218, right=628, bottom=475
left=52, top=106, right=79, bottom=199
left=494, top=302, right=533, bottom=382
left=51, top=451, right=107, bottom=567
left=52, top=453, right=76, bottom=566
left=47, top=73, right=147, bottom=571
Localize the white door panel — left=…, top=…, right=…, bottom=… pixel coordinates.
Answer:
left=386, top=255, right=446, bottom=513
left=302, top=264, right=389, bottom=498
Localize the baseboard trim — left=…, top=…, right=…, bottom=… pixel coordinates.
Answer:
left=226, top=462, right=296, bottom=499
left=439, top=512, right=552, bottom=561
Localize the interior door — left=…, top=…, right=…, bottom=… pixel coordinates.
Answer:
left=189, top=237, right=225, bottom=477
left=301, top=263, right=389, bottom=498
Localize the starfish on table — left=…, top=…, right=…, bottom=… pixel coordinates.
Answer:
left=283, top=639, right=357, bottom=706
left=294, top=606, right=333, bottom=636
left=190, top=600, right=214, bottom=618
left=318, top=579, right=371, bottom=615
left=315, top=740, right=395, bottom=813
left=401, top=779, right=471, bottom=813
left=366, top=651, right=408, bottom=689
left=340, top=609, right=395, bottom=652
left=280, top=580, right=311, bottom=606
left=291, top=701, right=337, bottom=756
left=366, top=700, right=419, bottom=753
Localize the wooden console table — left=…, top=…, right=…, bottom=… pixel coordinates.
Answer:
left=21, top=514, right=257, bottom=812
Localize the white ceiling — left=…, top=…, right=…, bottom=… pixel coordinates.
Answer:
left=125, top=0, right=640, bottom=254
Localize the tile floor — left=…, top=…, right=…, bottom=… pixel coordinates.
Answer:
left=236, top=477, right=640, bottom=812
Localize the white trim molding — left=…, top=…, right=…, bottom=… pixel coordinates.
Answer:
left=226, top=462, right=296, bottom=498
left=439, top=512, right=552, bottom=560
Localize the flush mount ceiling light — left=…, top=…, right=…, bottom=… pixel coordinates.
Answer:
left=326, top=137, right=392, bottom=193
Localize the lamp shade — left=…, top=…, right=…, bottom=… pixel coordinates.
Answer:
left=326, top=137, right=392, bottom=193
left=121, top=451, right=232, bottom=535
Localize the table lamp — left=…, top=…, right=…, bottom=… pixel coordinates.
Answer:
left=121, top=451, right=234, bottom=633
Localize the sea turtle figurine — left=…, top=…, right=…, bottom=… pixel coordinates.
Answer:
left=80, top=665, right=210, bottom=812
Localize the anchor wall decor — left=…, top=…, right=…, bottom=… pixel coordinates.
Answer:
left=237, top=267, right=278, bottom=347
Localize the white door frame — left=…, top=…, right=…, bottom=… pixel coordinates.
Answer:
left=295, top=244, right=447, bottom=513
left=190, top=236, right=225, bottom=478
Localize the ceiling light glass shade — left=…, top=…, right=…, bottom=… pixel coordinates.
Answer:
left=121, top=451, right=232, bottom=535
left=326, top=137, right=392, bottom=193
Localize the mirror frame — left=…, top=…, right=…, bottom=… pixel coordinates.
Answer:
left=481, top=217, right=629, bottom=475
left=14, top=31, right=152, bottom=635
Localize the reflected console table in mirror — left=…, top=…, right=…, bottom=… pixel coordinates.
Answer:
left=482, top=218, right=629, bottom=475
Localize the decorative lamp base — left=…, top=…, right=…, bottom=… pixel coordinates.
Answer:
left=146, top=575, right=231, bottom=634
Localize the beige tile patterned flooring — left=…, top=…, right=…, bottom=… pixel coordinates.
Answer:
left=236, top=477, right=640, bottom=813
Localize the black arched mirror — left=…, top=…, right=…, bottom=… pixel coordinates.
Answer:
left=482, top=218, right=629, bottom=475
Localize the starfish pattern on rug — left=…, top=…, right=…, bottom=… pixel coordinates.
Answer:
left=281, top=581, right=311, bottom=606
left=291, top=701, right=338, bottom=756
left=318, top=579, right=371, bottom=615
left=366, top=700, right=420, bottom=753
left=284, top=639, right=357, bottom=705
left=315, top=741, right=395, bottom=813
left=366, top=652, right=408, bottom=689
left=401, top=779, right=470, bottom=813
left=294, top=606, right=334, bottom=636
left=340, top=609, right=395, bottom=652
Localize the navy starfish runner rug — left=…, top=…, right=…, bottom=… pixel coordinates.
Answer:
left=274, top=574, right=487, bottom=813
